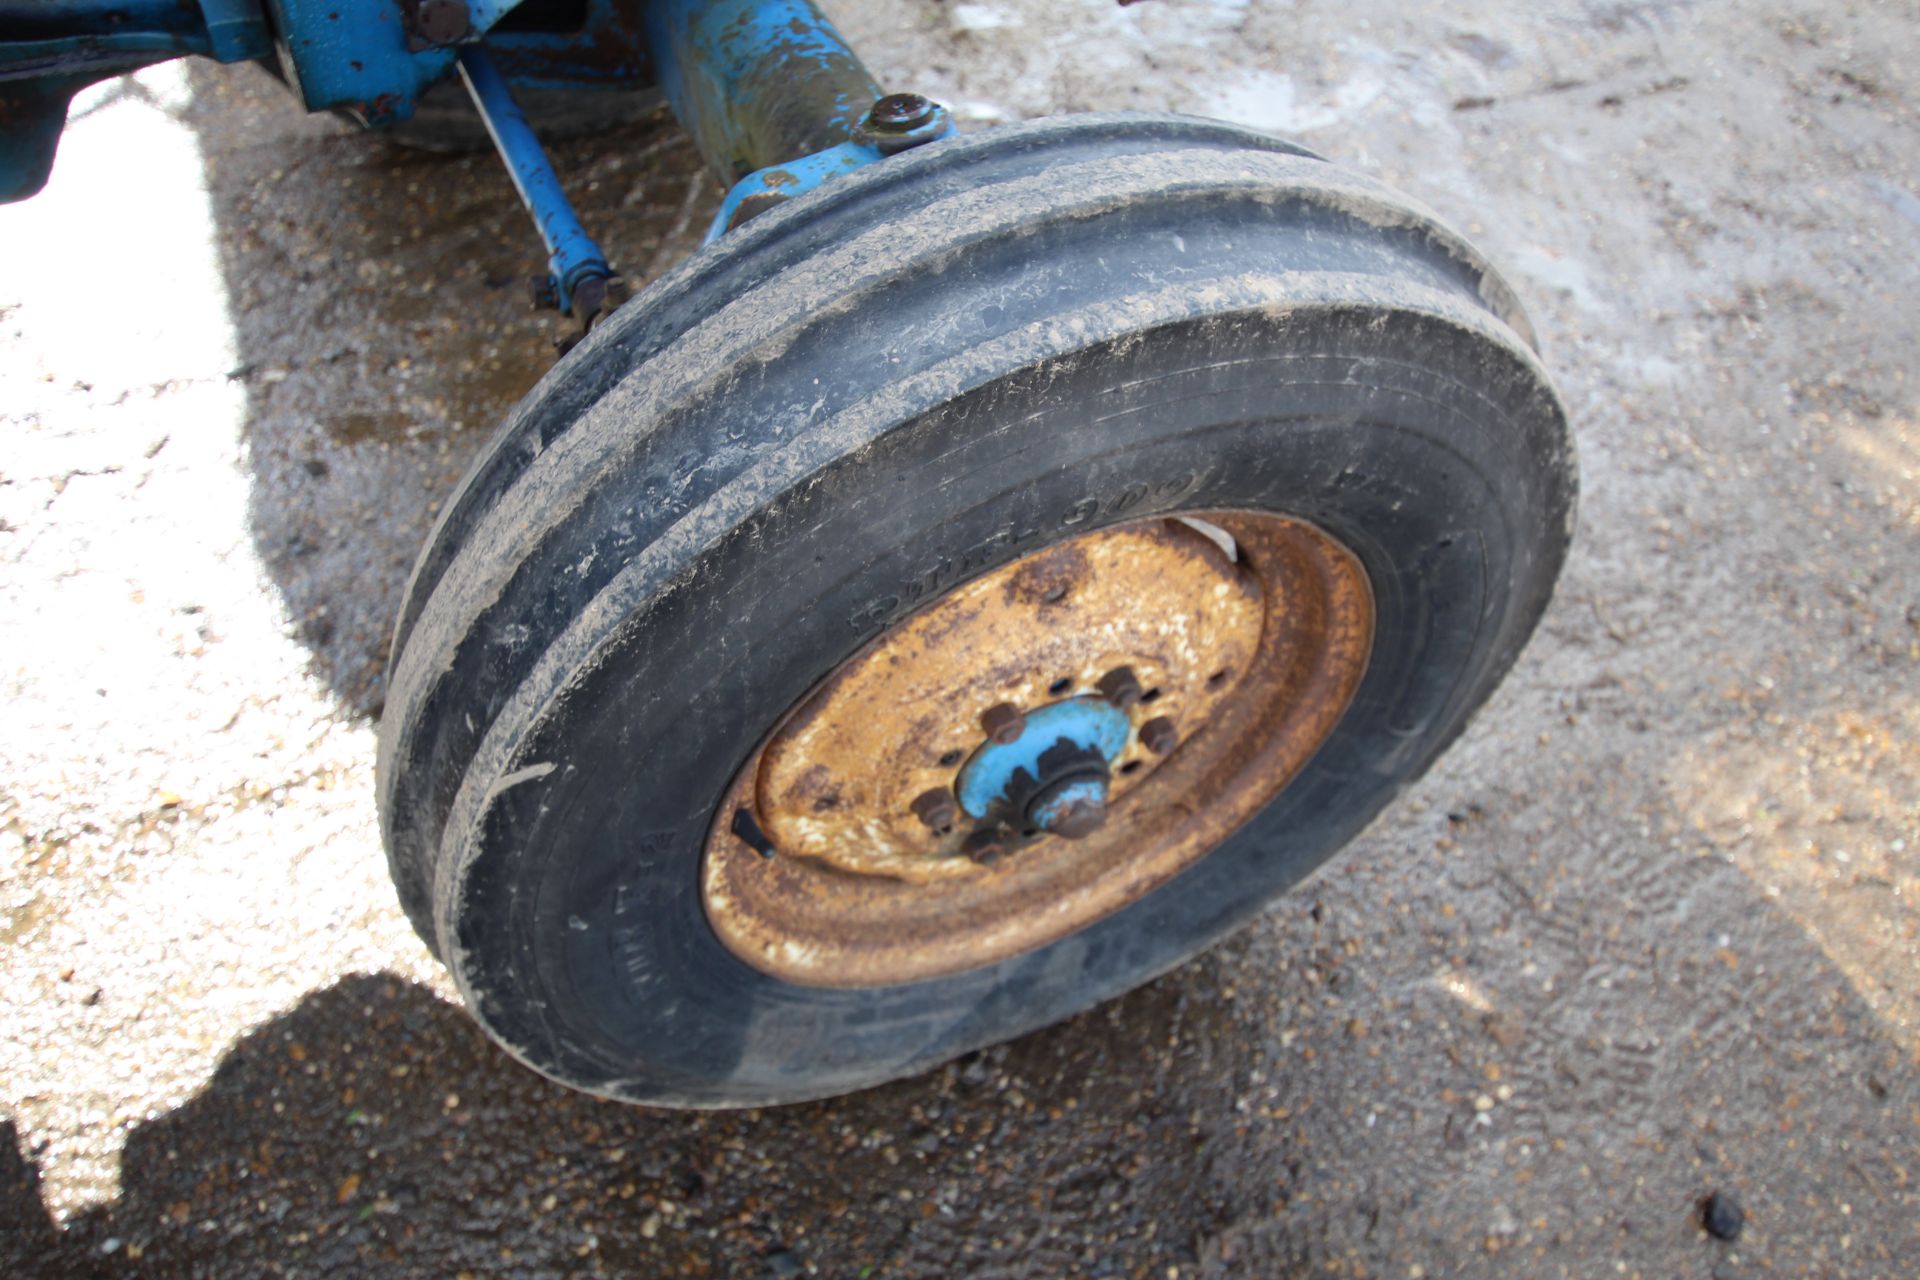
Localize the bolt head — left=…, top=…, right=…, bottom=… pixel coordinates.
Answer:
left=1028, top=776, right=1108, bottom=840
left=570, top=274, right=609, bottom=326
left=867, top=92, right=937, bottom=132
left=1141, top=716, right=1178, bottom=755
left=980, top=702, right=1025, bottom=745
left=1096, top=666, right=1144, bottom=709
left=911, top=788, right=958, bottom=831
left=963, top=828, right=1006, bottom=865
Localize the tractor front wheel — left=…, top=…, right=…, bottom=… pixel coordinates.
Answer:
left=377, top=113, right=1574, bottom=1106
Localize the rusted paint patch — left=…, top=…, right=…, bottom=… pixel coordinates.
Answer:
left=702, top=510, right=1375, bottom=987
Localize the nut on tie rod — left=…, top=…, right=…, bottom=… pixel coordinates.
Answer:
left=456, top=45, right=614, bottom=349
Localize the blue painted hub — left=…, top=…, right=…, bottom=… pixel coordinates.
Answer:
left=955, top=698, right=1131, bottom=835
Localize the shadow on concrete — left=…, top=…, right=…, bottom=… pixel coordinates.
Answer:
left=6, top=842, right=1915, bottom=1276
left=184, top=59, right=713, bottom=717
left=6, top=954, right=1329, bottom=1277
left=0, top=1119, right=84, bottom=1276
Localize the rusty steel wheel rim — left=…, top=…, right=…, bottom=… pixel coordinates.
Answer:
left=701, top=510, right=1375, bottom=987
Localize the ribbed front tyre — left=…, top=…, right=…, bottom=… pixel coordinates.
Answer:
left=377, top=114, right=1575, bottom=1106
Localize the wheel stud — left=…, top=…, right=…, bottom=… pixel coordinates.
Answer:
left=911, top=788, right=958, bottom=831
left=1141, top=716, right=1178, bottom=755
left=980, top=702, right=1025, bottom=744
left=1097, top=666, right=1143, bottom=708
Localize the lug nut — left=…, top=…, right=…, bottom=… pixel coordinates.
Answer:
left=1141, top=716, right=1178, bottom=755
left=570, top=274, right=609, bottom=327
left=867, top=92, right=936, bottom=132
left=1097, top=666, right=1143, bottom=709
left=980, top=702, right=1025, bottom=745
left=1028, top=776, right=1109, bottom=840
left=911, top=788, right=957, bottom=831
left=963, top=828, right=1007, bottom=866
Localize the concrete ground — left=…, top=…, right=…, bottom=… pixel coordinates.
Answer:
left=2, top=0, right=1916, bottom=1275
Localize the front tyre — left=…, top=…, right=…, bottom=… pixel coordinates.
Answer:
left=377, top=113, right=1575, bottom=1106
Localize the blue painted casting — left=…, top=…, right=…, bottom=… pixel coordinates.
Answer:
left=643, top=0, right=961, bottom=238
left=262, top=0, right=533, bottom=125
left=457, top=45, right=611, bottom=315
left=200, top=0, right=274, bottom=63
left=704, top=103, right=956, bottom=241
left=265, top=0, right=450, bottom=127
left=0, top=0, right=270, bottom=69
left=482, top=0, right=649, bottom=93
left=262, top=0, right=648, bottom=123
left=0, top=0, right=273, bottom=201
left=5, top=0, right=954, bottom=314
left=645, top=0, right=878, bottom=182
left=955, top=698, right=1132, bottom=824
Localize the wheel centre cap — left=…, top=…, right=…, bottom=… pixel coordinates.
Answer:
left=954, top=697, right=1130, bottom=838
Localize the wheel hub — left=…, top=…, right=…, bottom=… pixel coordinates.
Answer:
left=955, top=695, right=1130, bottom=845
